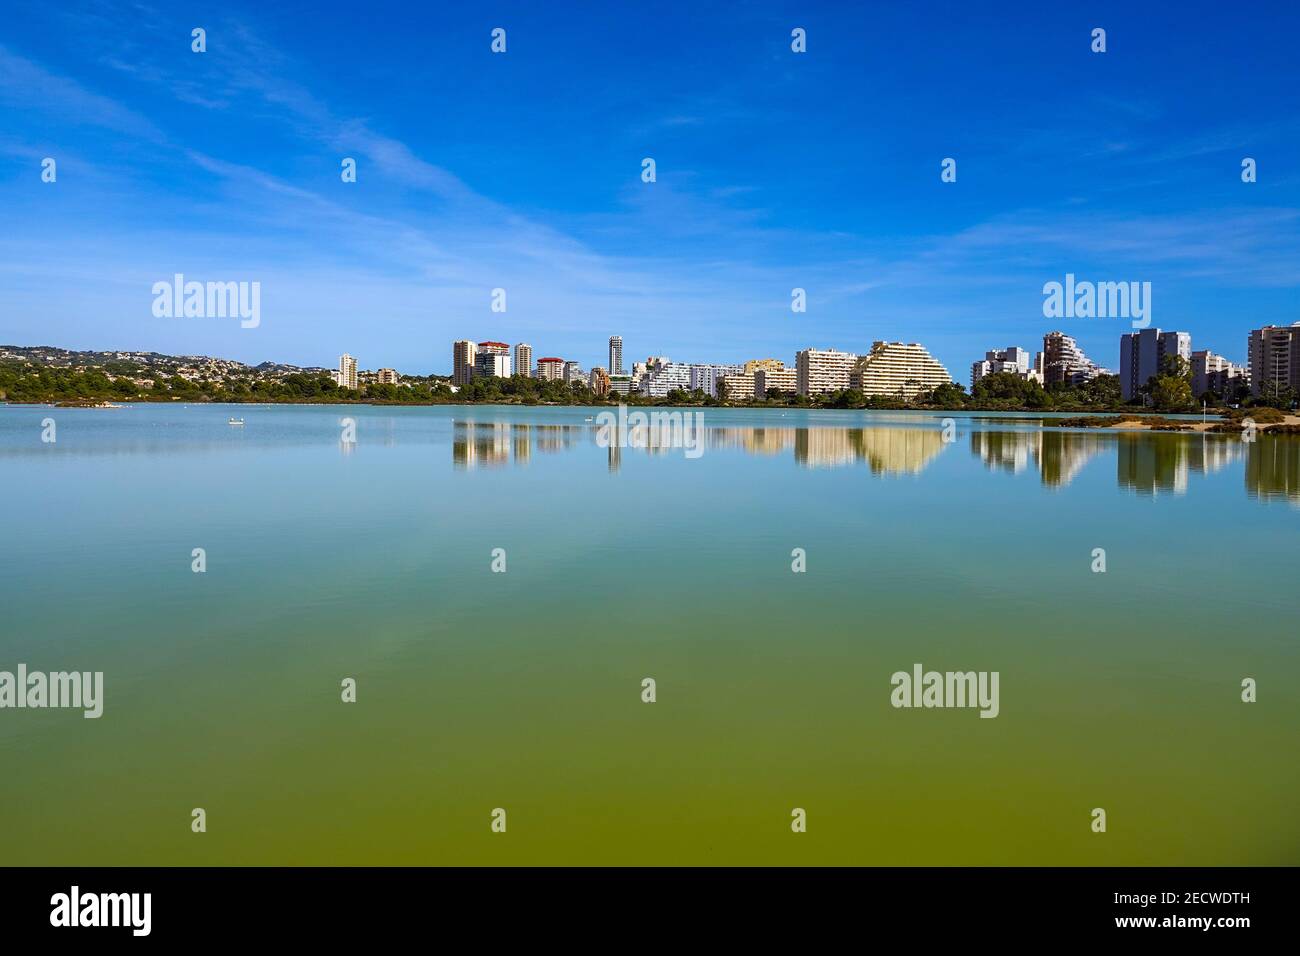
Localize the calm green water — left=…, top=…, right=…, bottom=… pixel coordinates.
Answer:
left=1, top=403, right=1296, bottom=865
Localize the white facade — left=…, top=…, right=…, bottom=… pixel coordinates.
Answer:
left=475, top=353, right=512, bottom=378
left=1191, top=349, right=1247, bottom=399
left=971, top=346, right=1040, bottom=389
left=850, top=342, right=952, bottom=398
left=796, top=348, right=858, bottom=396
left=754, top=367, right=797, bottom=399
left=720, top=373, right=756, bottom=401
left=641, top=362, right=692, bottom=397
left=536, top=358, right=565, bottom=381
left=514, top=343, right=533, bottom=378
left=689, top=363, right=742, bottom=398
left=338, top=353, right=358, bottom=390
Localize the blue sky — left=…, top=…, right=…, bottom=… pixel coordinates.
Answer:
left=2, top=0, right=1298, bottom=377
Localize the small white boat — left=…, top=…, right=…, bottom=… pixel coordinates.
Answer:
left=228, top=418, right=245, bottom=426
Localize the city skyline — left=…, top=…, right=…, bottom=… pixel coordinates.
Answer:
left=436, top=321, right=1289, bottom=398
left=3, top=2, right=1299, bottom=377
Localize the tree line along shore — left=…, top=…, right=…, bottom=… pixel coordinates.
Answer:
left=3, top=357, right=1297, bottom=419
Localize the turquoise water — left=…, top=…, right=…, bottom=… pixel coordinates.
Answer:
left=0, top=403, right=1296, bottom=865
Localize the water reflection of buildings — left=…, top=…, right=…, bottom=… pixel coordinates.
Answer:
left=971, top=428, right=1256, bottom=495
left=453, top=421, right=583, bottom=468
left=454, top=422, right=948, bottom=474
left=1117, top=432, right=1295, bottom=504
left=708, top=426, right=946, bottom=472
left=1246, top=435, right=1300, bottom=505
left=449, top=418, right=1300, bottom=505
left=970, top=430, right=1106, bottom=487
left=534, top=423, right=582, bottom=454
left=1116, top=432, right=1243, bottom=497
left=452, top=422, right=509, bottom=468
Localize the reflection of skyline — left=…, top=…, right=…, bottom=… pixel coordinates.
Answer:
left=447, top=420, right=1300, bottom=505
left=1116, top=432, right=1243, bottom=497
left=712, top=426, right=947, bottom=472
left=970, top=430, right=1106, bottom=487
left=969, top=427, right=1296, bottom=501
left=453, top=421, right=581, bottom=468
left=455, top=422, right=948, bottom=474
left=1246, top=435, right=1300, bottom=506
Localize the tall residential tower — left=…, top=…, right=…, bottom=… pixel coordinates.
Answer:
left=338, top=353, right=358, bottom=390
left=1248, top=323, right=1300, bottom=398
left=1119, top=329, right=1192, bottom=401
left=453, top=340, right=476, bottom=386
left=608, top=336, right=624, bottom=376
left=514, top=343, right=533, bottom=378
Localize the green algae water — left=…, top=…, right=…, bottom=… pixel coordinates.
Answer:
left=0, top=403, right=1296, bottom=865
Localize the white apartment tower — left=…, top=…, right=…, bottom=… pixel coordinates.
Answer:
left=514, top=343, right=533, bottom=378
left=609, top=336, right=624, bottom=376
left=1191, top=350, right=1247, bottom=399
left=796, top=348, right=858, bottom=396
left=1248, top=323, right=1300, bottom=398
left=474, top=342, right=512, bottom=379
left=338, top=353, right=358, bottom=390
left=971, top=346, right=1036, bottom=389
left=536, top=357, right=565, bottom=381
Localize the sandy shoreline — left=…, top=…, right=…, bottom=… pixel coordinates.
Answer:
left=1098, top=414, right=1300, bottom=432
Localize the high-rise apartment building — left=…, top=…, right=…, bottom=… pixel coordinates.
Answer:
left=1119, top=329, right=1192, bottom=401
left=688, top=364, right=743, bottom=398
left=563, top=361, right=583, bottom=385
left=608, top=336, right=624, bottom=375
left=1042, top=331, right=1104, bottom=386
left=1248, top=323, right=1300, bottom=398
left=452, top=340, right=477, bottom=386
left=754, top=367, right=797, bottom=399
left=337, top=353, right=358, bottom=390
left=514, top=343, right=533, bottom=378
left=474, top=341, right=512, bottom=379
left=640, top=362, right=692, bottom=397
left=720, top=372, right=756, bottom=401
left=1191, top=350, right=1247, bottom=400
left=536, top=357, right=565, bottom=381
left=376, top=368, right=398, bottom=385
left=849, top=342, right=952, bottom=398
left=796, top=348, right=858, bottom=396
left=589, top=367, right=611, bottom=397
left=970, top=346, right=1038, bottom=389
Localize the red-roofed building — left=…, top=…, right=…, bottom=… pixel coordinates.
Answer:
left=474, top=340, right=513, bottom=378
left=536, top=357, right=565, bottom=381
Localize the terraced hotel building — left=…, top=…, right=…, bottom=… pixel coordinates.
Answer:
left=849, top=342, right=953, bottom=399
